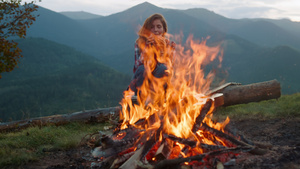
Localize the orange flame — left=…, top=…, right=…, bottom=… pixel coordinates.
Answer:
left=120, top=34, right=227, bottom=148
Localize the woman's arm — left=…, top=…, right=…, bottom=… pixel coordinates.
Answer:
left=133, top=42, right=143, bottom=73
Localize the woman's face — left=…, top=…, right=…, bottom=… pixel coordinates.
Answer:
left=150, top=19, right=164, bottom=36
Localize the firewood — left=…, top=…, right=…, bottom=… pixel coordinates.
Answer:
left=164, top=134, right=196, bottom=148
left=224, top=124, right=254, bottom=145
left=110, top=151, right=135, bottom=169
left=119, top=123, right=163, bottom=169
left=140, top=123, right=164, bottom=161
left=92, top=127, right=142, bottom=159
left=164, top=134, right=227, bottom=151
left=192, top=99, right=213, bottom=133
left=200, top=122, right=268, bottom=155
left=154, top=139, right=174, bottom=161
left=199, top=143, right=227, bottom=151
left=153, top=146, right=253, bottom=169
left=119, top=144, right=145, bottom=169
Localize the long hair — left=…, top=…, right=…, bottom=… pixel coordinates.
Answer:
left=137, top=13, right=168, bottom=44
left=136, top=14, right=171, bottom=71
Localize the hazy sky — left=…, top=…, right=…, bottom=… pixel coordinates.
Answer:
left=25, top=0, right=300, bottom=22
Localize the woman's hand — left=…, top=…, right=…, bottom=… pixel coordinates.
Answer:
left=146, top=35, right=156, bottom=46
left=146, top=35, right=166, bottom=46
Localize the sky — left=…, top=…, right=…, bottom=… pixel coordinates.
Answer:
left=24, top=0, right=300, bottom=22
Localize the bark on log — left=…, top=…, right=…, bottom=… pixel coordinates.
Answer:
left=208, top=79, right=281, bottom=106
left=0, top=80, right=281, bottom=132
left=0, top=107, right=121, bottom=132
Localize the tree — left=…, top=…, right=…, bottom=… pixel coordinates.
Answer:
left=0, top=0, right=38, bottom=78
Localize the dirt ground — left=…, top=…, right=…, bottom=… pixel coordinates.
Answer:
left=22, top=117, right=300, bottom=169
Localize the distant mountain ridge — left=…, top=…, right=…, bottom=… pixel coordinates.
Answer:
left=17, top=2, right=300, bottom=93
left=182, top=8, right=300, bottom=50
left=60, top=11, right=103, bottom=20
left=27, top=2, right=300, bottom=53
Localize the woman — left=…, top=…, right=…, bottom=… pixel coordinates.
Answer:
left=129, top=13, right=175, bottom=95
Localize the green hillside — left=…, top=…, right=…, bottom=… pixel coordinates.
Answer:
left=0, top=38, right=131, bottom=122
left=221, top=35, right=300, bottom=94
left=27, top=7, right=100, bottom=56
left=2, top=38, right=100, bottom=80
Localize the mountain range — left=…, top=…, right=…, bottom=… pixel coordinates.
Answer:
left=0, top=38, right=131, bottom=121
left=1, top=2, right=300, bottom=121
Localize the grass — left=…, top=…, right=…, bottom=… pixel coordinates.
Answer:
left=0, top=93, right=299, bottom=168
left=0, top=122, right=108, bottom=167
left=214, top=93, right=300, bottom=120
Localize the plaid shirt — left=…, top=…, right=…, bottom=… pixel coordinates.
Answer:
left=133, top=42, right=143, bottom=73
left=133, top=40, right=176, bottom=73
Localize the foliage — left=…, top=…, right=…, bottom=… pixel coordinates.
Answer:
left=0, top=122, right=108, bottom=167
left=0, top=0, right=38, bottom=78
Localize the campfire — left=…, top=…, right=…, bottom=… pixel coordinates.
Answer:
left=90, top=35, right=277, bottom=169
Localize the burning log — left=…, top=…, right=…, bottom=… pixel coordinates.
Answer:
left=165, top=134, right=228, bottom=151
left=192, top=99, right=214, bottom=133
left=154, top=139, right=174, bottom=161
left=164, top=134, right=196, bottom=148
left=119, top=123, right=163, bottom=169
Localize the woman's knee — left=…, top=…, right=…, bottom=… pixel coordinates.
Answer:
left=152, top=63, right=168, bottom=78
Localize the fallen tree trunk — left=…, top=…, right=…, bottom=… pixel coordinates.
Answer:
left=0, top=107, right=121, bottom=132
left=207, top=79, right=281, bottom=106
left=0, top=79, right=281, bottom=132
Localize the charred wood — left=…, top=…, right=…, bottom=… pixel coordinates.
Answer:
left=164, top=134, right=196, bottom=148
left=119, top=144, right=146, bottom=169
left=199, top=143, right=227, bottom=151
left=92, top=129, right=140, bottom=159
left=164, top=134, right=227, bottom=151
left=224, top=124, right=254, bottom=146
left=154, top=139, right=174, bottom=161
left=110, top=151, right=135, bottom=169
left=140, top=123, right=164, bottom=160
left=200, top=122, right=268, bottom=155
left=153, top=146, right=253, bottom=169
left=192, top=99, right=214, bottom=133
